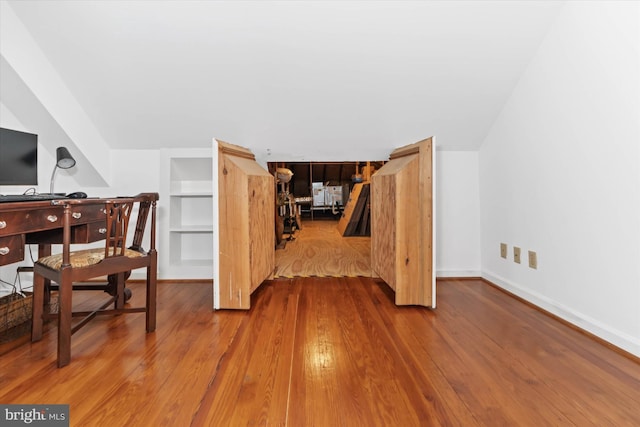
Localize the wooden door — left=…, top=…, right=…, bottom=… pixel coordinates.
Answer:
left=371, top=137, right=435, bottom=307
left=213, top=140, right=275, bottom=309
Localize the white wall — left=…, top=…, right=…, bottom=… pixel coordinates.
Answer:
left=436, top=150, right=481, bottom=277
left=479, top=2, right=640, bottom=356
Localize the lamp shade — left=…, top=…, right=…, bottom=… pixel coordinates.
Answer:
left=56, top=147, right=76, bottom=169
left=50, top=146, right=77, bottom=194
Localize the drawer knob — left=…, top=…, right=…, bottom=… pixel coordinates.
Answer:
left=0, top=247, right=9, bottom=256
left=47, top=215, right=58, bottom=223
left=0, top=220, right=6, bottom=229
left=98, top=228, right=107, bottom=234
left=72, top=212, right=82, bottom=219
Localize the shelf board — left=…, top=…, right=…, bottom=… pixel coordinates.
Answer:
left=169, top=225, right=214, bottom=233
left=169, top=192, right=213, bottom=197
left=170, top=259, right=213, bottom=267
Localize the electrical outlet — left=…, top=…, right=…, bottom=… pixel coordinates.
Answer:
left=513, top=246, right=521, bottom=264
left=528, top=250, right=537, bottom=269
left=500, top=243, right=507, bottom=259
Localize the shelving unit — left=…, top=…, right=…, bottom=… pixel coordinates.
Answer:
left=160, top=148, right=213, bottom=279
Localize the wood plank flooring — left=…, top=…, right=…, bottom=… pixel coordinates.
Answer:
left=1, top=278, right=639, bottom=426
left=274, top=219, right=375, bottom=278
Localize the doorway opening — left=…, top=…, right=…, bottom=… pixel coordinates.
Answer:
left=215, top=137, right=434, bottom=309
left=267, top=161, right=384, bottom=278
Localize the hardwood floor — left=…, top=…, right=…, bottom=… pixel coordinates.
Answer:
left=1, top=278, right=639, bottom=426
left=274, top=219, right=375, bottom=278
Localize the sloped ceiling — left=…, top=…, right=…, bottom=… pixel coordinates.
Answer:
left=2, top=1, right=564, bottom=157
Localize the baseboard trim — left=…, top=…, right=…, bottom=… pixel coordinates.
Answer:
left=127, top=279, right=213, bottom=284
left=436, top=270, right=481, bottom=278
left=481, top=270, right=640, bottom=361
left=436, top=276, right=482, bottom=281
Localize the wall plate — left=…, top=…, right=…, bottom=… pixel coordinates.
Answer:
left=528, top=250, right=537, bottom=269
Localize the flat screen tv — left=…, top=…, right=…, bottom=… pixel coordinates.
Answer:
left=0, top=127, right=38, bottom=185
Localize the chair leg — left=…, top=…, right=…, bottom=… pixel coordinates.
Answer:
left=44, top=279, right=52, bottom=305
left=114, top=272, right=126, bottom=310
left=106, top=272, right=132, bottom=302
left=31, top=272, right=45, bottom=342
left=146, top=258, right=157, bottom=333
left=57, top=271, right=73, bottom=368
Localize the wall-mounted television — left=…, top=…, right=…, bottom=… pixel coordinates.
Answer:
left=0, top=127, right=38, bottom=185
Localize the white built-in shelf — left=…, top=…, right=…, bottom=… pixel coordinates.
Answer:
left=174, top=259, right=213, bottom=267
left=169, top=192, right=213, bottom=197
left=160, top=148, right=214, bottom=279
left=169, top=225, right=214, bottom=233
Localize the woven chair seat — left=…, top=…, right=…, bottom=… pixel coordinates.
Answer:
left=38, top=248, right=145, bottom=271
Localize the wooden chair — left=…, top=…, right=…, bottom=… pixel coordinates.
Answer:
left=31, top=193, right=159, bottom=367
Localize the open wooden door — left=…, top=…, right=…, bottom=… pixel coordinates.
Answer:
left=371, top=137, right=435, bottom=307
left=213, top=140, right=275, bottom=309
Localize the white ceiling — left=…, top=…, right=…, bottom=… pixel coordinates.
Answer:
left=4, top=1, right=565, bottom=153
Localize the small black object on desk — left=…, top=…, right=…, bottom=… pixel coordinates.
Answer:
left=66, top=191, right=88, bottom=199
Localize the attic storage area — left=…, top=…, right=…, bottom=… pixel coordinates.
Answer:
left=267, top=161, right=384, bottom=278
left=215, top=137, right=434, bottom=309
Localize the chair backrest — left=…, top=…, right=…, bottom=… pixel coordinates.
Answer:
left=130, top=194, right=156, bottom=253
left=56, top=193, right=159, bottom=268
left=106, top=193, right=159, bottom=258
left=104, top=200, right=133, bottom=258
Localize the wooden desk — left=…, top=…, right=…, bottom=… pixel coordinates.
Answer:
left=0, top=199, right=106, bottom=266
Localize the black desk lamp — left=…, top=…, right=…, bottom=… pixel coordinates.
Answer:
left=50, top=146, right=76, bottom=194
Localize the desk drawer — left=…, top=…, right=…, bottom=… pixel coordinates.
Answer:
left=0, top=205, right=105, bottom=237
left=0, top=234, right=25, bottom=265
left=25, top=220, right=107, bottom=245
left=69, top=205, right=106, bottom=224
left=0, top=208, right=63, bottom=236
left=70, top=222, right=108, bottom=243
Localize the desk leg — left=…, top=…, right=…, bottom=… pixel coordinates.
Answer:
left=57, top=267, right=72, bottom=368
left=31, top=271, right=44, bottom=342
left=38, top=244, right=52, bottom=305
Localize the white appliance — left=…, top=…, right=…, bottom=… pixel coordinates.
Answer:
left=312, top=183, right=344, bottom=207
